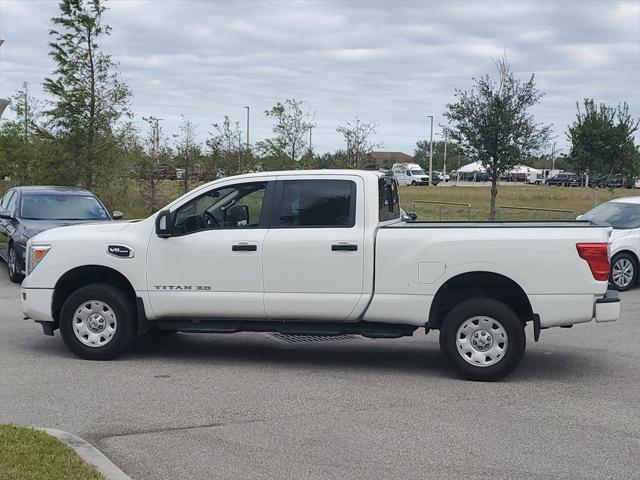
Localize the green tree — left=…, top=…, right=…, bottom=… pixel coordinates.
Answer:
left=207, top=116, right=254, bottom=178
left=567, top=99, right=640, bottom=184
left=444, top=56, right=551, bottom=219
left=258, top=99, right=313, bottom=169
left=44, top=0, right=131, bottom=189
left=336, top=117, right=380, bottom=168
left=414, top=140, right=467, bottom=173
left=174, top=116, right=201, bottom=194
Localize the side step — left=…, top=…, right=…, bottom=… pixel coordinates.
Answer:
left=152, top=318, right=419, bottom=339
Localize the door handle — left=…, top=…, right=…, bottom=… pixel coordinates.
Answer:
left=232, top=244, right=257, bottom=252
left=331, top=243, right=358, bottom=252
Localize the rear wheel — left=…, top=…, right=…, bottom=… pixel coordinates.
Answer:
left=439, top=298, right=526, bottom=381
left=610, top=253, right=638, bottom=291
left=59, top=284, right=135, bottom=360
left=7, top=243, right=23, bottom=283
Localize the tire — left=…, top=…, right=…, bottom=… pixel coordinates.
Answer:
left=59, top=284, right=135, bottom=360
left=411, top=180, right=417, bottom=186
left=7, top=243, right=24, bottom=284
left=610, top=253, right=638, bottom=292
left=439, top=298, right=526, bottom=381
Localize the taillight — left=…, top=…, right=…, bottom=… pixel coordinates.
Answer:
left=576, top=243, right=610, bottom=281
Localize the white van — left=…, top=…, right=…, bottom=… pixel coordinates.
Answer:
left=392, top=163, right=435, bottom=186
left=527, top=172, right=544, bottom=185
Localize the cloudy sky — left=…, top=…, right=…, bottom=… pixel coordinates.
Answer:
left=0, top=0, right=639, bottom=155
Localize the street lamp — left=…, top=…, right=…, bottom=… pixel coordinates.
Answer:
left=244, top=106, right=250, bottom=148
left=427, top=115, right=434, bottom=186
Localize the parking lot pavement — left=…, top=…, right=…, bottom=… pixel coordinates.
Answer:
left=1, top=273, right=639, bottom=480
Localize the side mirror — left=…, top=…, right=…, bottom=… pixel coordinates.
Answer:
left=226, top=204, right=249, bottom=227
left=155, top=210, right=172, bottom=238
left=407, top=212, right=418, bottom=221
left=0, top=209, right=12, bottom=220
left=112, top=210, right=124, bottom=220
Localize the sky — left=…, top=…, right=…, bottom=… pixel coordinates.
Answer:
left=0, top=0, right=639, bottom=156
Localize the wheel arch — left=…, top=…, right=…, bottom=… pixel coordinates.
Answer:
left=428, top=271, right=534, bottom=329
left=611, top=249, right=640, bottom=268
left=52, top=265, right=136, bottom=323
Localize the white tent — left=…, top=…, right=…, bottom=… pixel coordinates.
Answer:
left=509, top=165, right=541, bottom=174
left=455, top=161, right=486, bottom=173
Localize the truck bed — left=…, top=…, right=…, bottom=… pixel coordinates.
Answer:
left=386, top=220, right=603, bottom=229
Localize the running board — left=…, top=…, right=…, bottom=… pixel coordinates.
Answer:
left=153, top=318, right=418, bottom=339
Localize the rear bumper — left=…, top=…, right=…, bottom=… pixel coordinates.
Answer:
left=594, top=289, right=620, bottom=323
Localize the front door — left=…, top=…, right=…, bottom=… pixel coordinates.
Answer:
left=262, top=176, right=365, bottom=321
left=146, top=179, right=274, bottom=319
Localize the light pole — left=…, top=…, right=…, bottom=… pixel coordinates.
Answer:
left=244, top=106, right=250, bottom=148
left=443, top=129, right=448, bottom=181
left=427, top=115, right=434, bottom=186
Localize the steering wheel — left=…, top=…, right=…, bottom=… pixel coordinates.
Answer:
left=202, top=211, right=221, bottom=229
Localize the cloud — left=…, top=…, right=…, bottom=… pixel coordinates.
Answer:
left=0, top=0, right=638, bottom=154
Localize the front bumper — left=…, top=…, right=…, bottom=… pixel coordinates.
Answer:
left=21, top=287, right=55, bottom=323
left=594, top=289, right=620, bottom=323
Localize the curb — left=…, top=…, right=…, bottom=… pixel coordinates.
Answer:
left=37, top=428, right=132, bottom=480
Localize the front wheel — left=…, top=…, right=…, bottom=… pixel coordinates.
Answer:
left=439, top=298, right=526, bottom=381
left=59, top=284, right=135, bottom=360
left=411, top=180, right=417, bottom=186
left=7, top=243, right=24, bottom=283
left=610, top=253, right=638, bottom=291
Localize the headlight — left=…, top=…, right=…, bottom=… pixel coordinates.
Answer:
left=27, top=245, right=51, bottom=276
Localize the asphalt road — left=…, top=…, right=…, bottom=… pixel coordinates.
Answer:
left=1, top=272, right=638, bottom=480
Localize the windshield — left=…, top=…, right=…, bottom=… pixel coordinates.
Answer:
left=582, top=202, right=640, bottom=229
left=20, top=194, right=109, bottom=221
left=410, top=169, right=425, bottom=176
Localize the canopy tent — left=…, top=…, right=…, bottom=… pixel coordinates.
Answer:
left=509, top=165, right=541, bottom=174
left=454, top=161, right=486, bottom=173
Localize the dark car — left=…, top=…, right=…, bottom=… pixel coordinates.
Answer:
left=473, top=172, right=492, bottom=182
left=0, top=186, right=122, bottom=283
left=546, top=173, right=582, bottom=187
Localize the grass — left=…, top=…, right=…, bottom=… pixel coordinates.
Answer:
left=0, top=425, right=104, bottom=480
left=400, top=184, right=638, bottom=221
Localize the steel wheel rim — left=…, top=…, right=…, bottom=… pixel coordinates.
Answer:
left=612, top=258, right=634, bottom=288
left=456, top=316, right=508, bottom=367
left=73, top=300, right=117, bottom=348
left=8, top=246, right=15, bottom=276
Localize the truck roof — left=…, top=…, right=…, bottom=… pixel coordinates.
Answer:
left=213, top=169, right=386, bottom=182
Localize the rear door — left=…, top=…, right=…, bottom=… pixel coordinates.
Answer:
left=262, top=175, right=366, bottom=321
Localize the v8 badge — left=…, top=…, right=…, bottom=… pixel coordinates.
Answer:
left=107, top=244, right=134, bottom=258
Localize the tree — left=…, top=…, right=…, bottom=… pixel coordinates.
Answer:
left=207, top=116, right=253, bottom=178
left=174, top=116, right=201, bottom=194
left=336, top=117, right=380, bottom=168
left=414, top=139, right=467, bottom=173
left=445, top=56, right=551, bottom=219
left=258, top=99, right=313, bottom=169
left=568, top=99, right=640, bottom=184
left=44, top=0, right=131, bottom=189
left=137, top=116, right=172, bottom=213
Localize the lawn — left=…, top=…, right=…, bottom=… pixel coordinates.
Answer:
left=400, top=183, right=638, bottom=221
left=0, top=425, right=104, bottom=480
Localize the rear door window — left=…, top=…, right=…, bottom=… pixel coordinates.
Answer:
left=276, top=179, right=355, bottom=228
left=379, top=177, right=400, bottom=222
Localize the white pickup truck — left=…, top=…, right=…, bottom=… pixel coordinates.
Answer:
left=21, top=170, right=620, bottom=381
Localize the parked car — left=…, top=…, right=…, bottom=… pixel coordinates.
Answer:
left=596, top=175, right=635, bottom=189
left=579, top=196, right=640, bottom=291
left=392, top=163, right=440, bottom=186
left=22, top=170, right=619, bottom=381
left=546, top=173, right=581, bottom=187
left=0, top=186, right=122, bottom=283
left=473, top=172, right=492, bottom=182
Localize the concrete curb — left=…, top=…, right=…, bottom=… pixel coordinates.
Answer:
left=37, top=428, right=132, bottom=480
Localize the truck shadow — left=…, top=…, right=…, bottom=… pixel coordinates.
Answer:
left=118, top=333, right=600, bottom=382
